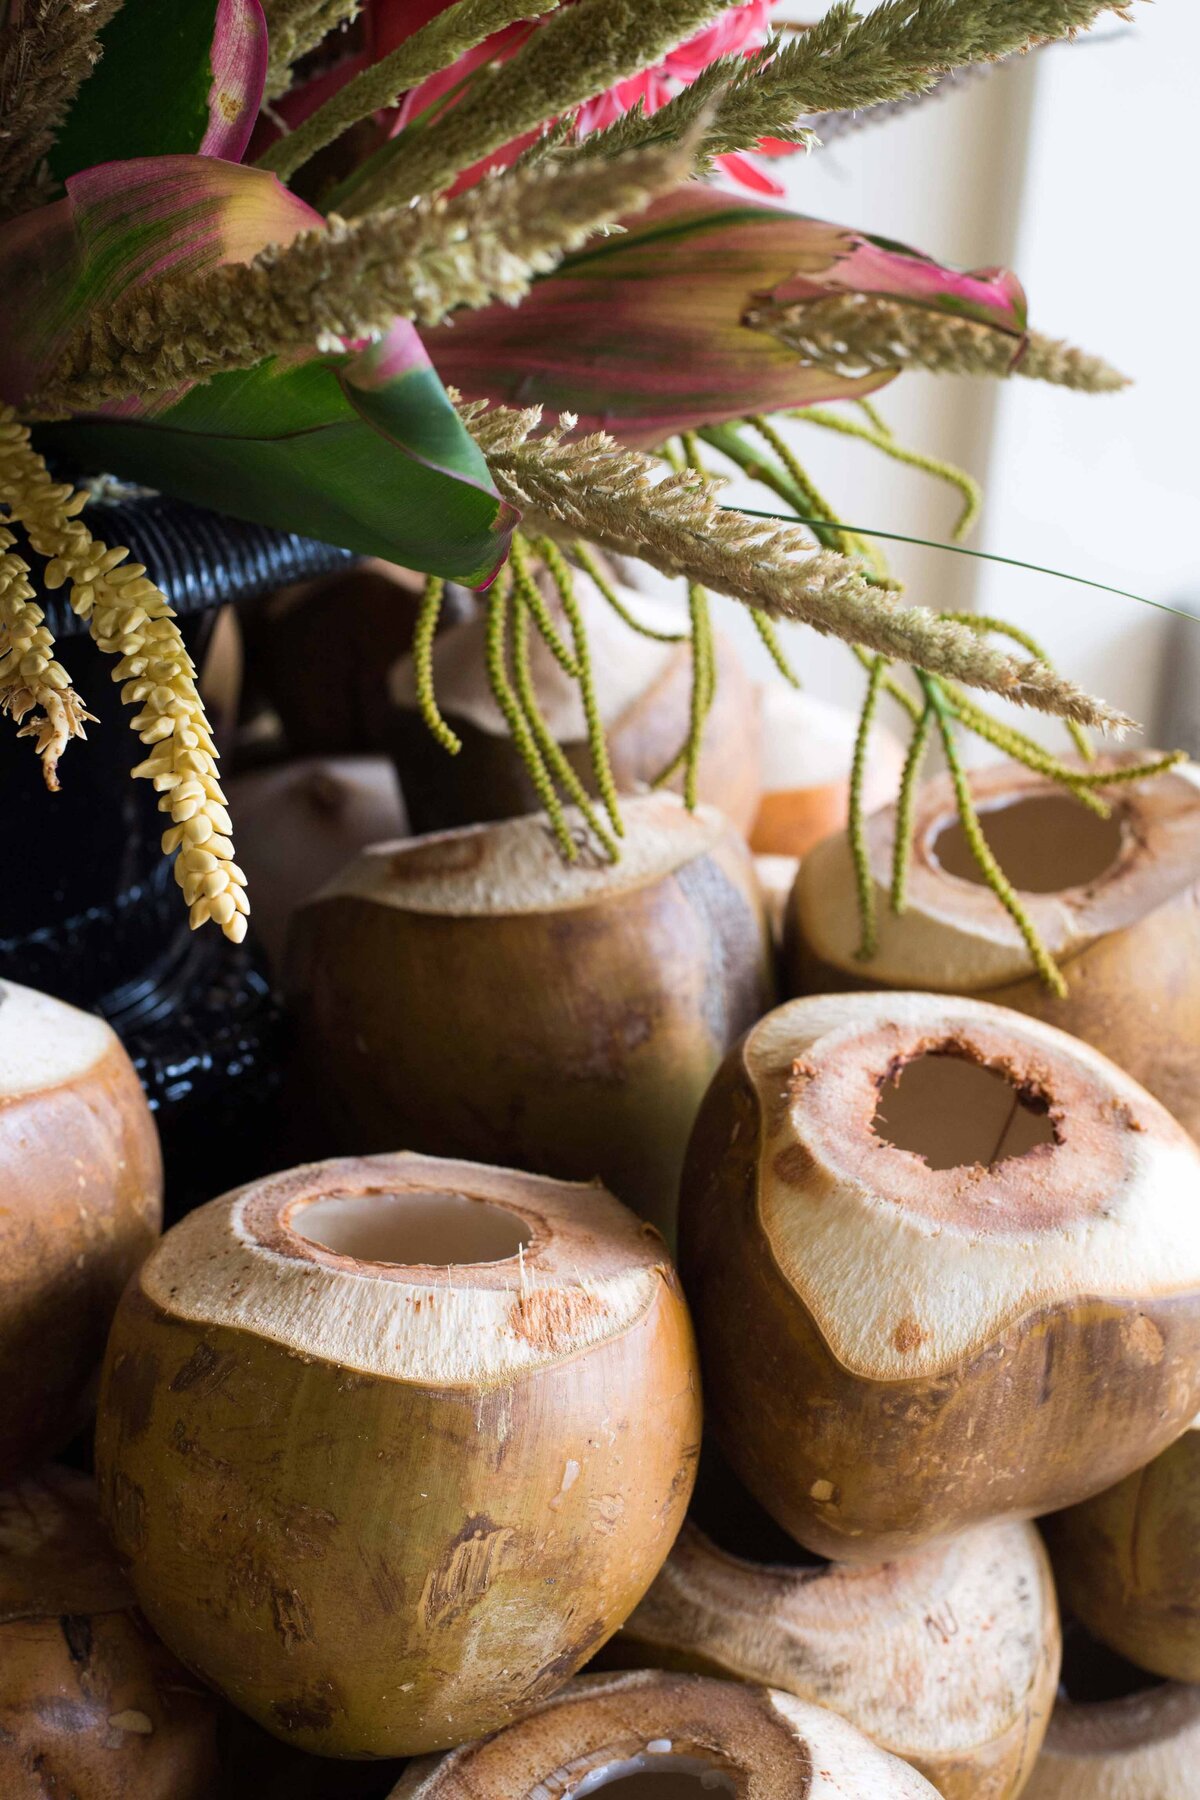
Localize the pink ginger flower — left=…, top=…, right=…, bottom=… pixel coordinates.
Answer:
left=267, top=0, right=799, bottom=193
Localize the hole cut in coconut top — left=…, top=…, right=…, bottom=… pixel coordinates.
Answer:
left=389, top=1670, right=937, bottom=1800
left=931, top=793, right=1126, bottom=894
left=740, top=993, right=1200, bottom=1379
left=142, top=1153, right=677, bottom=1387
left=873, top=1050, right=1058, bottom=1172
left=569, top=1757, right=737, bottom=1800
left=792, top=757, right=1200, bottom=991
left=292, top=1189, right=534, bottom=1267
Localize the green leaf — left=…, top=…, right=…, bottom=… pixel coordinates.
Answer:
left=48, top=0, right=268, bottom=179
left=37, top=325, right=517, bottom=587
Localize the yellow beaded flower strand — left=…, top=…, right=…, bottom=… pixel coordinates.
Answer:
left=0, top=523, right=95, bottom=789
left=0, top=410, right=249, bottom=943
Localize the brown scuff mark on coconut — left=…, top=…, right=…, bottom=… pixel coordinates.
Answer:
left=678, top=992, right=1200, bottom=1561
left=784, top=754, right=1200, bottom=1142
left=95, top=1154, right=701, bottom=1758
left=285, top=794, right=776, bottom=1238
left=384, top=1669, right=940, bottom=1800
left=610, top=1517, right=1060, bottom=1800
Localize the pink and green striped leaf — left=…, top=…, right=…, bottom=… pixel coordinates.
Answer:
left=4, top=156, right=514, bottom=584
left=425, top=186, right=1029, bottom=444
left=39, top=324, right=516, bottom=585
left=48, top=0, right=268, bottom=177
left=0, top=156, right=317, bottom=406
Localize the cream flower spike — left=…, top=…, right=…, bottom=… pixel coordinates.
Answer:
left=0, top=411, right=248, bottom=941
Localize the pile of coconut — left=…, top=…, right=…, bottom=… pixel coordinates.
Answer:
left=7, top=579, right=1200, bottom=1800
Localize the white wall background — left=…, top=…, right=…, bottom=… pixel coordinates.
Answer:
left=705, top=9, right=1199, bottom=757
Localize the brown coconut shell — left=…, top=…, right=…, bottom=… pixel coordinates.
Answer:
left=1022, top=1684, right=1200, bottom=1800
left=783, top=756, right=1200, bottom=1139
left=0, top=979, right=161, bottom=1479
left=386, top=1669, right=940, bottom=1800
left=286, top=794, right=775, bottom=1235
left=386, top=571, right=762, bottom=835
left=678, top=992, right=1200, bottom=1561
left=95, top=1153, right=701, bottom=1759
left=1044, top=1421, right=1200, bottom=1683
left=0, top=1465, right=220, bottom=1798
left=226, top=755, right=408, bottom=973
left=750, top=686, right=905, bottom=858
left=610, top=1518, right=1060, bottom=1800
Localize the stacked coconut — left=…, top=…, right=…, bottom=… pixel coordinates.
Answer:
left=7, top=557, right=1200, bottom=1800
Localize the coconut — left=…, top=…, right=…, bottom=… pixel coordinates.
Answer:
left=95, top=1153, right=702, bottom=1759
left=750, top=686, right=905, bottom=859
left=1023, top=1623, right=1200, bottom=1800
left=1023, top=1688, right=1200, bottom=1800
left=385, top=1670, right=940, bottom=1800
left=611, top=1516, right=1059, bottom=1800
left=784, top=756, right=1200, bottom=1139
left=386, top=571, right=762, bottom=835
left=1044, top=1419, right=1200, bottom=1682
left=0, top=979, right=161, bottom=1479
left=678, top=991, right=1200, bottom=1560
left=0, top=1465, right=220, bottom=1799
left=286, top=794, right=775, bottom=1236
left=226, top=755, right=408, bottom=973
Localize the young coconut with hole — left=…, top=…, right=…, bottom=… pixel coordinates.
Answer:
left=0, top=1465, right=221, bottom=1799
left=286, top=793, right=775, bottom=1237
left=1022, top=1622, right=1200, bottom=1800
left=679, top=991, right=1200, bottom=1561
left=609, top=1500, right=1060, bottom=1800
left=783, top=757, right=1200, bottom=1138
left=384, top=1669, right=941, bottom=1800
left=0, top=979, right=161, bottom=1480
left=95, top=1152, right=702, bottom=1759
left=1042, top=1415, right=1200, bottom=1683
left=387, top=566, right=763, bottom=837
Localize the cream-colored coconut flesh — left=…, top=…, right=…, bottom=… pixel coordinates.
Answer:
left=387, top=1671, right=940, bottom=1800
left=785, top=757, right=1200, bottom=1136
left=389, top=570, right=762, bottom=833
left=0, top=980, right=161, bottom=1481
left=311, top=790, right=735, bottom=919
left=96, top=1154, right=701, bottom=1758
left=287, top=794, right=775, bottom=1234
left=678, top=991, right=1200, bottom=1559
left=1023, top=1685, right=1200, bottom=1800
left=0, top=976, right=114, bottom=1096
left=615, top=1518, right=1059, bottom=1800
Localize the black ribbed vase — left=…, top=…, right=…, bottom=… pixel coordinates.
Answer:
left=1, top=484, right=354, bottom=1218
